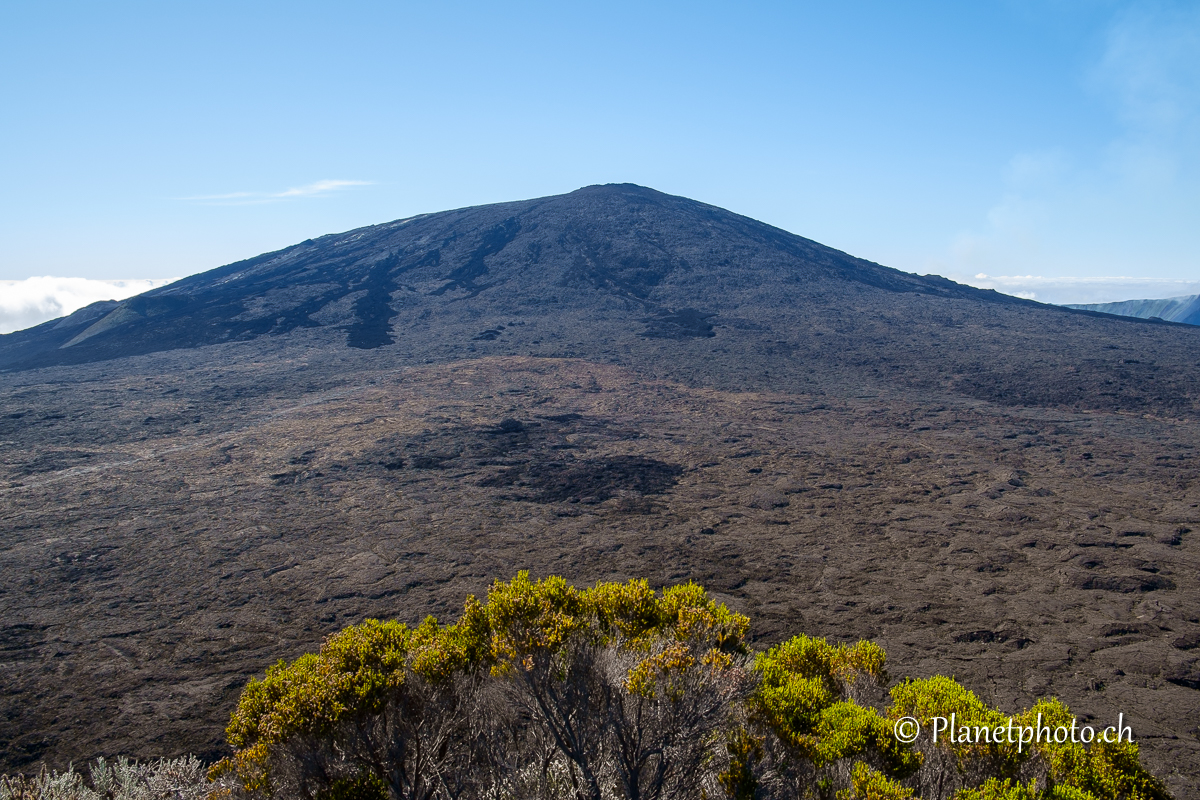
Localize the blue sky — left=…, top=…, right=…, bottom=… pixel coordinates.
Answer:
left=2, top=0, right=1198, bottom=327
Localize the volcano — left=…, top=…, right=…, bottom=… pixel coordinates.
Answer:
left=5, top=184, right=1197, bottom=415
left=2, top=184, right=1007, bottom=365
left=2, top=185, right=1198, bottom=794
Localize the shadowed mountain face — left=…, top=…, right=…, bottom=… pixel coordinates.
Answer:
left=2, top=185, right=1200, bottom=794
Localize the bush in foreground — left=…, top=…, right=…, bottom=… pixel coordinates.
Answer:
left=0, top=756, right=208, bottom=800
left=209, top=573, right=1170, bottom=800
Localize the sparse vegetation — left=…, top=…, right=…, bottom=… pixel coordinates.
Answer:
left=200, top=574, right=1169, bottom=800
left=0, top=756, right=208, bottom=800
left=0, top=574, right=1171, bottom=799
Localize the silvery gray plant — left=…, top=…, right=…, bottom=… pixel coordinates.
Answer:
left=0, top=757, right=209, bottom=800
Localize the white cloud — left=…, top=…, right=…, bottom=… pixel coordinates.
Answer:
left=0, top=276, right=178, bottom=335
left=182, top=179, right=372, bottom=205
left=956, top=272, right=1200, bottom=305
left=274, top=179, right=372, bottom=198
left=932, top=5, right=1200, bottom=289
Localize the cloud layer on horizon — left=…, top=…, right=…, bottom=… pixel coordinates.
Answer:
left=0, top=277, right=179, bottom=335
left=4, top=271, right=1196, bottom=338
left=953, top=272, right=1200, bottom=306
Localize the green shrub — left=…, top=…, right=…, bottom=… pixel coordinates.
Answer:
left=837, top=761, right=915, bottom=799
left=954, top=777, right=1039, bottom=800
left=208, top=574, right=1170, bottom=800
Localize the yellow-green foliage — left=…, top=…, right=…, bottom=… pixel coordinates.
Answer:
left=213, top=572, right=751, bottom=794
left=756, top=634, right=888, bottom=697
left=837, top=761, right=915, bottom=799
left=653, top=581, right=750, bottom=652
left=888, top=681, right=1171, bottom=800
left=717, top=728, right=763, bottom=800
left=1036, top=733, right=1170, bottom=800
left=475, top=572, right=749, bottom=675
left=411, top=598, right=490, bottom=681
left=317, top=772, right=388, bottom=800
left=225, top=618, right=413, bottom=751
left=889, top=675, right=1026, bottom=779
left=1043, top=788, right=1099, bottom=800
left=813, top=701, right=921, bottom=775
left=483, top=572, right=590, bottom=668
left=954, top=778, right=1039, bottom=800
left=752, top=634, right=918, bottom=777
left=624, top=641, right=695, bottom=699
left=888, top=675, right=993, bottom=725
left=583, top=575, right=661, bottom=642
left=1012, top=696, right=1167, bottom=798
left=212, top=574, right=1171, bottom=800
left=213, top=619, right=420, bottom=792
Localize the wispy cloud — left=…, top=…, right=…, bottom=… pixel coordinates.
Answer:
left=931, top=4, right=1199, bottom=286
left=1092, top=3, right=1200, bottom=136
left=959, top=273, right=1200, bottom=305
left=1091, top=2, right=1200, bottom=193
left=0, top=277, right=178, bottom=335
left=182, top=179, right=372, bottom=205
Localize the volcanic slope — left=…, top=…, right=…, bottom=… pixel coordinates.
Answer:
left=1, top=185, right=1199, bottom=794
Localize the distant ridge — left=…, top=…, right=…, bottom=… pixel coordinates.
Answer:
left=1066, top=294, right=1200, bottom=326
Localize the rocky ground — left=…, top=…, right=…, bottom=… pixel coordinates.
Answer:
left=2, top=345, right=1197, bottom=795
